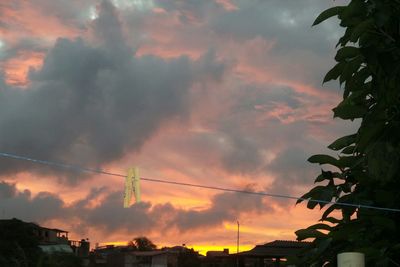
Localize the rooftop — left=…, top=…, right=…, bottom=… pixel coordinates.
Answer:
left=236, top=240, right=311, bottom=258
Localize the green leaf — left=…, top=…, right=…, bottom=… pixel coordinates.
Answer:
left=295, top=228, right=327, bottom=241
left=321, top=217, right=342, bottom=224
left=328, top=134, right=357, bottom=150
left=322, top=204, right=341, bottom=220
left=333, top=101, right=367, bottom=120
left=307, top=223, right=332, bottom=231
left=349, top=19, right=374, bottom=42
left=308, top=154, right=339, bottom=166
left=296, top=185, right=326, bottom=207
left=357, top=122, right=385, bottom=151
left=339, top=56, right=364, bottom=84
left=313, top=6, right=345, bottom=26
left=307, top=199, right=319, bottom=209
left=335, top=47, right=359, bottom=61
left=323, top=62, right=345, bottom=83
left=341, top=145, right=356, bottom=154
left=337, top=155, right=363, bottom=169
left=314, top=170, right=335, bottom=183
left=297, top=185, right=326, bottom=204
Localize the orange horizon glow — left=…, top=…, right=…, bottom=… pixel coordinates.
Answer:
left=98, top=241, right=253, bottom=256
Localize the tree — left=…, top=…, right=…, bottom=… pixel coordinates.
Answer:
left=293, top=0, right=400, bottom=266
left=0, top=219, right=83, bottom=267
left=37, top=252, right=82, bottom=267
left=0, top=218, right=42, bottom=267
left=127, top=236, right=157, bottom=251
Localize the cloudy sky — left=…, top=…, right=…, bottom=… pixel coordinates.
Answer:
left=0, top=0, right=352, bottom=253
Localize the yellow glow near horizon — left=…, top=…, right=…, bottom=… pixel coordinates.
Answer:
left=189, top=244, right=254, bottom=256
left=98, top=242, right=253, bottom=256
left=99, top=241, right=128, bottom=247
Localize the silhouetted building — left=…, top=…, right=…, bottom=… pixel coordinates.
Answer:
left=89, top=245, right=202, bottom=267
left=0, top=218, right=90, bottom=265
left=202, top=248, right=232, bottom=267
left=234, top=240, right=310, bottom=267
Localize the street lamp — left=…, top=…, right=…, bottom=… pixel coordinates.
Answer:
left=237, top=221, right=240, bottom=267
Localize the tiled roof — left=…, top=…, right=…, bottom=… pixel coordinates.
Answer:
left=237, top=240, right=310, bottom=258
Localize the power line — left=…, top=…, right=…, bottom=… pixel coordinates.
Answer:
left=0, top=152, right=399, bottom=213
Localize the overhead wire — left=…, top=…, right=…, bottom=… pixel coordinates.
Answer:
left=0, top=152, right=399, bottom=213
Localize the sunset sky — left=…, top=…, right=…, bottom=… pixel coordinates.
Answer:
left=0, top=0, right=353, bottom=254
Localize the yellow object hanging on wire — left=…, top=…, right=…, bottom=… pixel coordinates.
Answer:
left=133, top=167, right=141, bottom=203
left=123, top=167, right=141, bottom=208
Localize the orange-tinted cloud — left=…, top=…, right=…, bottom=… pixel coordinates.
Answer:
left=2, top=51, right=44, bottom=86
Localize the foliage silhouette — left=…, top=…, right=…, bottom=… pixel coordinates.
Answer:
left=127, top=236, right=157, bottom=251
left=293, top=0, right=400, bottom=266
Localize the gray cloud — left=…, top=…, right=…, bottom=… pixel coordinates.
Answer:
left=0, top=0, right=224, bottom=182
left=266, top=146, right=317, bottom=197
left=211, top=0, right=341, bottom=53
left=0, top=181, right=17, bottom=199
left=174, top=189, right=270, bottom=231
left=153, top=0, right=221, bottom=24
left=0, top=181, right=65, bottom=222
left=0, top=180, right=273, bottom=235
left=79, top=192, right=155, bottom=233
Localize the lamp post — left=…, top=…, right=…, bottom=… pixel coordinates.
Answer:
left=237, top=221, right=240, bottom=267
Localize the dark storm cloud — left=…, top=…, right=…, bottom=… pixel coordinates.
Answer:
left=0, top=39, right=46, bottom=61
left=208, top=0, right=346, bottom=85
left=267, top=146, right=317, bottom=196
left=211, top=0, right=342, bottom=54
left=153, top=0, right=221, bottom=23
left=0, top=0, right=224, bottom=181
left=0, top=180, right=272, bottom=234
left=0, top=181, right=17, bottom=199
left=78, top=192, right=155, bottom=233
left=31, top=0, right=95, bottom=29
left=219, top=131, right=264, bottom=174
left=214, top=84, right=309, bottom=175
left=173, top=189, right=270, bottom=231
left=73, top=187, right=272, bottom=234
left=0, top=182, right=65, bottom=221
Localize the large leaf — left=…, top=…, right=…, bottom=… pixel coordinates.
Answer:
left=314, top=170, right=343, bottom=183
left=295, top=228, right=327, bottom=241
left=321, top=217, right=342, bottom=224
left=323, top=62, right=345, bottom=83
left=350, top=18, right=374, bottom=42
left=312, top=6, right=345, bottom=26
left=328, top=134, right=357, bottom=150
left=297, top=185, right=327, bottom=204
left=339, top=56, right=364, bottom=84
left=333, top=101, right=367, bottom=120
left=307, top=223, right=332, bottom=231
left=308, top=154, right=339, bottom=166
left=335, top=46, right=360, bottom=61
left=341, top=145, right=356, bottom=154
left=321, top=204, right=341, bottom=220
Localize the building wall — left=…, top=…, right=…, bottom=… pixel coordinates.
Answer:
left=151, top=254, right=168, bottom=267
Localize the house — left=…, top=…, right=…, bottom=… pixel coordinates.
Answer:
left=135, top=250, right=178, bottom=267
left=202, top=248, right=233, bottom=267
left=89, top=245, right=201, bottom=267
left=89, top=246, right=179, bottom=267
left=234, top=240, right=310, bottom=267
left=0, top=218, right=90, bottom=264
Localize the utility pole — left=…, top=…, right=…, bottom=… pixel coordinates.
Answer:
left=237, top=220, right=240, bottom=267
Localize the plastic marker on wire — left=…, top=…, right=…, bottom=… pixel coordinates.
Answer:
left=123, top=167, right=141, bottom=208
left=123, top=168, right=134, bottom=208
left=133, top=167, right=141, bottom=203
